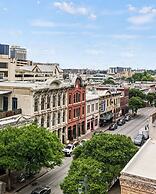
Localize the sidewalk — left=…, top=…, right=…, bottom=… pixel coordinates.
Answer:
left=13, top=168, right=49, bottom=193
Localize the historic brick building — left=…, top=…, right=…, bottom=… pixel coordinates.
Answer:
left=67, top=77, right=86, bottom=141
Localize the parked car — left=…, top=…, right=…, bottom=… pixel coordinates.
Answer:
left=31, top=186, right=51, bottom=194
left=117, top=118, right=125, bottom=126
left=134, top=134, right=145, bottom=146
left=108, top=123, right=118, bottom=130
left=63, top=144, right=75, bottom=156
left=125, top=114, right=131, bottom=121
left=139, top=127, right=149, bottom=140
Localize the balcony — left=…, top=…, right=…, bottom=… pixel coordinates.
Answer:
left=0, top=108, right=22, bottom=119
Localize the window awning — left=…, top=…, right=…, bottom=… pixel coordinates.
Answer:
left=0, top=90, right=12, bottom=95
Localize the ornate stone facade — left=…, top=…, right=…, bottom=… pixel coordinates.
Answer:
left=120, top=174, right=156, bottom=194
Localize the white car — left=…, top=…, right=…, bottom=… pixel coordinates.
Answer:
left=63, top=144, right=75, bottom=156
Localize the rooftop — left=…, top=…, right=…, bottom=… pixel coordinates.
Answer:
left=121, top=138, right=156, bottom=181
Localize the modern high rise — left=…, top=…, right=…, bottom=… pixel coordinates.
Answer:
left=0, top=44, right=9, bottom=56
left=10, top=45, right=27, bottom=60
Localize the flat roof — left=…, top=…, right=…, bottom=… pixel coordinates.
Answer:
left=122, top=139, right=156, bottom=180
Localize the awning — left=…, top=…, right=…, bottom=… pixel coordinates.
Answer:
left=0, top=90, right=12, bottom=95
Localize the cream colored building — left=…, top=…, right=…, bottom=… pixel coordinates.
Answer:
left=120, top=112, right=156, bottom=194
left=0, top=79, right=68, bottom=143
left=86, top=91, right=99, bottom=132
left=0, top=54, right=63, bottom=82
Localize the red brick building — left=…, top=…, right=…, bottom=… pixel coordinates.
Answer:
left=67, top=77, right=86, bottom=141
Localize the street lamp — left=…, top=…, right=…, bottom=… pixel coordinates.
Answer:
left=78, top=175, right=88, bottom=194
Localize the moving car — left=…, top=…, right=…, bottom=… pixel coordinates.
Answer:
left=108, top=123, right=118, bottom=130
left=63, top=144, right=75, bottom=156
left=31, top=186, right=51, bottom=194
left=134, top=134, right=145, bottom=146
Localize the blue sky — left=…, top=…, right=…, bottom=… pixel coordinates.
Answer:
left=0, top=0, right=156, bottom=69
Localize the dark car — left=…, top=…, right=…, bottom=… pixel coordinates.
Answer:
left=117, top=118, right=125, bottom=126
left=108, top=123, right=118, bottom=130
left=31, top=186, right=51, bottom=194
left=134, top=134, right=145, bottom=146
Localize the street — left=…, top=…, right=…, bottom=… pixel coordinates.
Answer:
left=17, top=107, right=156, bottom=194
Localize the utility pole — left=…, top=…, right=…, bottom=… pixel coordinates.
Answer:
left=78, top=175, right=88, bottom=194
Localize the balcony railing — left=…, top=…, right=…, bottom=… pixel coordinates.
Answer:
left=0, top=108, right=22, bottom=119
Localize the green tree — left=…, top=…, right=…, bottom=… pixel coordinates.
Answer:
left=0, top=124, right=63, bottom=190
left=128, top=96, right=144, bottom=114
left=132, top=71, right=154, bottom=81
left=103, top=78, right=115, bottom=85
left=146, top=93, right=155, bottom=105
left=129, top=88, right=146, bottom=99
left=62, top=134, right=138, bottom=194
left=61, top=157, right=108, bottom=194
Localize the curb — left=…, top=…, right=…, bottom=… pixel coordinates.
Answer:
left=14, top=170, right=48, bottom=193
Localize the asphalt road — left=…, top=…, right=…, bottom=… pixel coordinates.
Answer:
left=17, top=157, right=72, bottom=194
left=17, top=107, right=156, bottom=194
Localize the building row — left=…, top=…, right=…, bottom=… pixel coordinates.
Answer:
left=0, top=75, right=128, bottom=144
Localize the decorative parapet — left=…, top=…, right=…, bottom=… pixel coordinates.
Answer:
left=120, top=173, right=156, bottom=194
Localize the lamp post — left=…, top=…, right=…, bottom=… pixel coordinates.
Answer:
left=78, top=175, right=88, bottom=194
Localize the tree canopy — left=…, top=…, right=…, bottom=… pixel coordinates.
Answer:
left=132, top=71, right=154, bottom=82
left=61, top=133, right=138, bottom=194
left=129, top=88, right=146, bottom=99
left=0, top=124, right=64, bottom=190
left=128, top=96, right=144, bottom=114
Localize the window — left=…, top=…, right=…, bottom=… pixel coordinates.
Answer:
left=95, top=117, right=98, bottom=126
left=74, top=94, right=76, bottom=103
left=53, top=94, right=56, bottom=107
left=47, top=114, right=50, bottom=127
left=12, top=97, right=18, bottom=110
left=87, top=121, right=90, bottom=130
left=47, top=96, right=50, bottom=109
left=58, top=94, right=61, bottom=106
left=69, top=109, right=71, bottom=119
left=74, top=109, right=76, bottom=118
left=82, top=106, right=84, bottom=115
left=96, top=103, right=98, bottom=111
left=58, top=112, right=60, bottom=124
left=41, top=96, right=44, bottom=110
left=76, top=93, right=80, bottom=102
left=91, top=104, right=94, bottom=112
left=82, top=93, right=85, bottom=101
left=69, top=95, right=72, bottom=104
left=63, top=110, right=65, bottom=122
left=76, top=108, right=80, bottom=117
left=34, top=117, right=38, bottom=124
left=63, top=93, right=65, bottom=105
left=41, top=116, right=44, bottom=127
left=87, top=105, right=90, bottom=114
left=52, top=112, right=55, bottom=126
left=34, top=97, right=38, bottom=112
left=3, top=96, right=8, bottom=111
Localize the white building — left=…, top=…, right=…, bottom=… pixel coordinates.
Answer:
left=86, top=91, right=99, bottom=132
left=0, top=79, right=68, bottom=143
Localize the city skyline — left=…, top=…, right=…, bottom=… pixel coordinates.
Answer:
left=0, top=0, right=156, bottom=69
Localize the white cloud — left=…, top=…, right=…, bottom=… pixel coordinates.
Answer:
left=128, top=14, right=154, bottom=25
left=53, top=1, right=96, bottom=20
left=31, top=19, right=55, bottom=27
left=128, top=4, right=137, bottom=12
left=127, top=5, right=156, bottom=25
